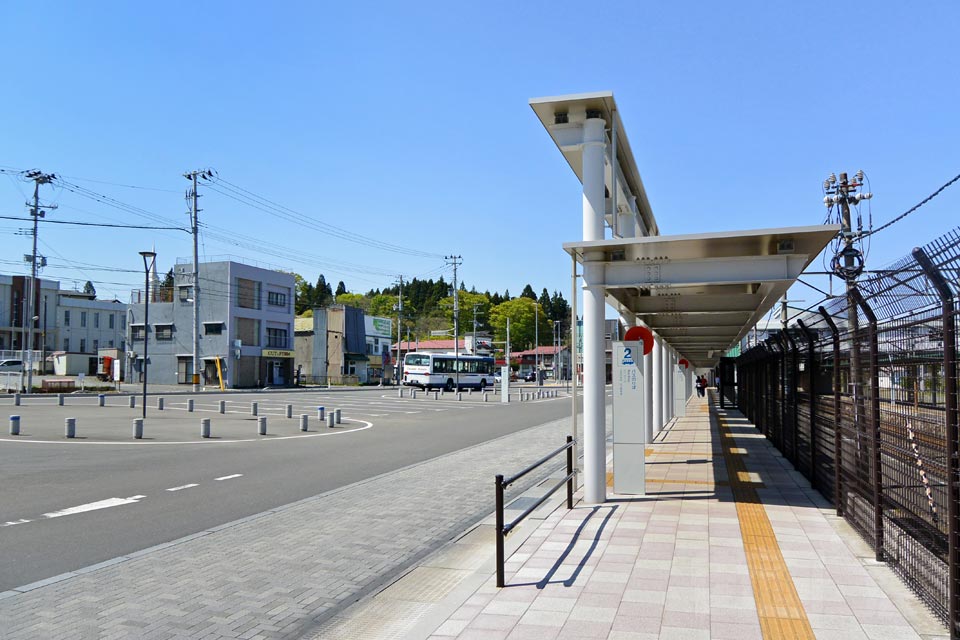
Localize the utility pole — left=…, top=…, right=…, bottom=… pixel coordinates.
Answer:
left=395, top=275, right=404, bottom=384
left=23, top=170, right=56, bottom=394
left=184, top=169, right=214, bottom=391
left=824, top=171, right=872, bottom=447
left=445, top=255, right=462, bottom=390
left=535, top=303, right=539, bottom=384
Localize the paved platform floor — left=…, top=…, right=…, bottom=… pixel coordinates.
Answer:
left=325, top=392, right=949, bottom=640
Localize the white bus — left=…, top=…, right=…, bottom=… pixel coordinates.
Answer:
left=403, top=352, right=496, bottom=391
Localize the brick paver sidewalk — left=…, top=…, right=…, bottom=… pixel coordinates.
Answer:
left=424, top=393, right=948, bottom=640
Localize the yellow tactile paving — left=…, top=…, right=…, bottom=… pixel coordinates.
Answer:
left=716, top=404, right=815, bottom=640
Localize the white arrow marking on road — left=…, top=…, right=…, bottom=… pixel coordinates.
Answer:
left=42, top=495, right=146, bottom=519
left=2, top=518, right=31, bottom=527
left=166, top=484, right=199, bottom=492
left=215, top=474, right=243, bottom=481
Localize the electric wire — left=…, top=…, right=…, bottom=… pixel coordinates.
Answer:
left=863, top=172, right=960, bottom=238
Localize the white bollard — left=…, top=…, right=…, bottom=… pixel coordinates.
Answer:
left=335, top=408, right=342, bottom=424
left=9, top=415, right=20, bottom=436
left=457, top=392, right=462, bottom=401
left=13, top=393, right=20, bottom=407
left=327, top=413, right=335, bottom=428
left=397, top=388, right=403, bottom=398
left=286, top=404, right=293, bottom=419
left=157, top=397, right=164, bottom=410
left=300, top=414, right=308, bottom=432
left=219, top=400, right=226, bottom=414
left=187, top=399, right=195, bottom=412
left=98, top=394, right=105, bottom=407
left=483, top=393, right=488, bottom=403
left=129, top=396, right=136, bottom=408
left=411, top=390, right=417, bottom=399
left=469, top=388, right=473, bottom=395
left=58, top=393, right=64, bottom=406
left=258, top=416, right=267, bottom=435
left=132, top=418, right=143, bottom=439
left=251, top=401, right=258, bottom=416
left=201, top=418, right=211, bottom=438
left=65, top=417, right=76, bottom=438
left=317, top=406, right=325, bottom=420
left=434, top=391, right=439, bottom=400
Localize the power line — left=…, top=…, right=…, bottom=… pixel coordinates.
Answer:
left=0, top=214, right=186, bottom=231
left=863, top=172, right=960, bottom=237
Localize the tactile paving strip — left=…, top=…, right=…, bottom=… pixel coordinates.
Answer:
left=716, top=402, right=815, bottom=639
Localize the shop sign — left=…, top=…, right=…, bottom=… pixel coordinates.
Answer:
left=262, top=349, right=294, bottom=358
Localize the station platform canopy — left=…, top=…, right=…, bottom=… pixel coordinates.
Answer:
left=563, top=225, right=839, bottom=367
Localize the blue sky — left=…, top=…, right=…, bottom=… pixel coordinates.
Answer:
left=1, top=2, right=958, bottom=314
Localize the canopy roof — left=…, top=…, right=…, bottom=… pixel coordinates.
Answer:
left=564, top=225, right=839, bottom=367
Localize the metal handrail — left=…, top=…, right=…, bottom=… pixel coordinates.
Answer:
left=495, top=435, right=576, bottom=588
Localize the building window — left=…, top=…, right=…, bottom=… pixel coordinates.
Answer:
left=132, top=325, right=146, bottom=341
left=179, top=286, right=192, bottom=303
left=64, top=310, right=70, bottom=327
left=155, top=324, right=174, bottom=341
left=63, top=338, right=70, bottom=351
left=81, top=312, right=87, bottom=328
left=109, top=314, right=115, bottom=329
left=94, top=313, right=100, bottom=329
left=267, top=291, right=286, bottom=307
left=93, top=339, right=99, bottom=352
left=108, top=340, right=114, bottom=348
left=80, top=339, right=86, bottom=353
left=237, top=278, right=261, bottom=309
left=204, top=322, right=223, bottom=335
left=120, top=340, right=125, bottom=351
left=121, top=315, right=126, bottom=330
left=266, top=327, right=288, bottom=349
left=235, top=317, right=260, bottom=346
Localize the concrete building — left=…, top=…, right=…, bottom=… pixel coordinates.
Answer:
left=55, top=292, right=128, bottom=373
left=513, top=345, right=571, bottom=380
left=295, top=305, right=367, bottom=385
left=0, top=275, right=60, bottom=362
left=128, top=260, right=295, bottom=388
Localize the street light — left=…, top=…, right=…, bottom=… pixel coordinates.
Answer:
left=139, top=250, right=156, bottom=420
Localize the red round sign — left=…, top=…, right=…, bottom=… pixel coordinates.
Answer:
left=623, top=326, right=654, bottom=355
left=678, top=358, right=690, bottom=369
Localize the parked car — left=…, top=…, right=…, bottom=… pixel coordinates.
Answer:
left=523, top=371, right=537, bottom=382
left=0, top=359, right=23, bottom=372
left=494, top=371, right=502, bottom=384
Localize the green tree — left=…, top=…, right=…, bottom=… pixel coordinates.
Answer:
left=368, top=293, right=398, bottom=318
left=336, top=292, right=368, bottom=310
left=83, top=280, right=97, bottom=298
left=161, top=268, right=175, bottom=288
left=335, top=281, right=347, bottom=298
left=489, top=297, right=546, bottom=351
left=520, top=284, right=537, bottom=300
left=438, top=291, right=491, bottom=334
left=294, top=274, right=315, bottom=314
left=315, top=275, right=333, bottom=307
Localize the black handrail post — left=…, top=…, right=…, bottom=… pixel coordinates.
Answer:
left=495, top=473, right=505, bottom=588
left=851, top=288, right=883, bottom=562
left=914, top=246, right=959, bottom=639
left=797, top=319, right=818, bottom=488
left=819, top=306, right=843, bottom=516
left=784, top=330, right=799, bottom=467
left=566, top=435, right=574, bottom=509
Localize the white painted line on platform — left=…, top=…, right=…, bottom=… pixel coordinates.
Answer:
left=43, top=495, right=146, bottom=519
left=2, top=519, right=31, bottom=527
left=215, top=474, right=242, bottom=481
left=166, top=484, right=199, bottom=492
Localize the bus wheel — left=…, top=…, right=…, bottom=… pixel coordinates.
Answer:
left=445, top=379, right=455, bottom=392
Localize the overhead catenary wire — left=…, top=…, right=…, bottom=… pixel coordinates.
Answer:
left=863, top=172, right=960, bottom=238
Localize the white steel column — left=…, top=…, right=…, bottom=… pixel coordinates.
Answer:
left=643, top=323, right=654, bottom=443
left=581, top=116, right=607, bottom=505
left=652, top=335, right=663, bottom=434
left=661, top=342, right=671, bottom=427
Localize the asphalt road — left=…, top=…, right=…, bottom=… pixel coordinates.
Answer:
left=0, top=386, right=573, bottom=590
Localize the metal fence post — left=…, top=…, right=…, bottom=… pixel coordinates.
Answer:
left=819, top=306, right=843, bottom=517
left=797, top=319, right=818, bottom=487
left=784, top=331, right=799, bottom=466
left=914, top=246, right=959, bottom=637
left=495, top=474, right=505, bottom=588
left=851, top=288, right=883, bottom=562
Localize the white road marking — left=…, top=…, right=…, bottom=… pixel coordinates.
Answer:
left=166, top=483, right=199, bottom=492
left=43, top=495, right=146, bottom=519
left=215, top=474, right=242, bottom=481
left=2, top=519, right=31, bottom=527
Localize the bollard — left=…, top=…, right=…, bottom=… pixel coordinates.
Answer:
left=469, top=388, right=473, bottom=395
left=299, top=414, right=308, bottom=432
left=219, top=400, right=226, bottom=414
left=434, top=391, right=439, bottom=400
left=14, top=393, right=20, bottom=407
left=397, top=388, right=404, bottom=398
left=201, top=418, right=211, bottom=438
left=457, top=392, right=462, bottom=401
left=98, top=394, right=105, bottom=407
left=251, top=401, right=258, bottom=416
left=65, top=417, right=76, bottom=438
left=58, top=393, right=64, bottom=406
left=412, top=390, right=417, bottom=399
left=188, top=398, right=195, bottom=413
left=258, top=416, right=267, bottom=435
left=327, top=413, right=335, bottom=428
left=157, top=397, right=164, bottom=410
left=483, top=392, right=488, bottom=403
left=132, top=418, right=143, bottom=439
left=286, top=404, right=293, bottom=419
left=129, top=395, right=136, bottom=408
left=9, top=415, right=20, bottom=436
left=317, top=406, right=325, bottom=420
left=335, top=408, right=342, bottom=424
